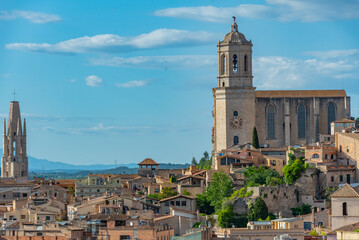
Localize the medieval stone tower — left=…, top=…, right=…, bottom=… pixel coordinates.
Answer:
left=212, top=19, right=256, bottom=170
left=1, top=101, right=28, bottom=179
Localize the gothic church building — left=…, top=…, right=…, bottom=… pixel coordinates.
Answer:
left=212, top=20, right=351, bottom=170
left=1, top=101, right=28, bottom=179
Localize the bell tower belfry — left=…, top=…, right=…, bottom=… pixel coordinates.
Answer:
left=212, top=18, right=256, bottom=171
left=1, top=101, right=28, bottom=179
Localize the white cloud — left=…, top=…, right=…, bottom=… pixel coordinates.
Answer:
left=0, top=10, right=61, bottom=23
left=85, top=75, right=103, bottom=87
left=90, top=55, right=217, bottom=70
left=69, top=78, right=77, bottom=83
left=6, top=29, right=216, bottom=54
left=254, top=49, right=359, bottom=89
left=303, top=49, right=359, bottom=59
left=115, top=80, right=147, bottom=88
left=155, top=0, right=359, bottom=22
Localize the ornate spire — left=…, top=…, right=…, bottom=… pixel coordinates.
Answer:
left=3, top=119, right=6, bottom=136
left=231, top=16, right=238, bottom=32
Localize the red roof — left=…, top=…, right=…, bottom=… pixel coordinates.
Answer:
left=138, top=158, right=159, bottom=165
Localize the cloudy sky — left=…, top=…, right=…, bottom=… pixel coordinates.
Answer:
left=1, top=0, right=358, bottom=166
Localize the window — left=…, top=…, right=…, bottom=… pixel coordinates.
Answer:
left=340, top=175, right=343, bottom=182
left=328, top=102, right=336, bottom=134
left=233, top=136, right=239, bottom=145
left=331, top=176, right=334, bottom=182
left=331, top=154, right=335, bottom=160
left=325, top=154, right=328, bottom=159
left=340, top=145, right=342, bottom=153
left=298, top=104, right=306, bottom=139
left=312, top=154, right=320, bottom=159
left=244, top=55, right=248, bottom=72
left=233, top=55, right=238, bottom=73
left=233, top=111, right=238, bottom=117
left=181, top=201, right=186, bottom=206
left=22, top=193, right=27, bottom=197
left=21, top=215, right=26, bottom=219
left=155, top=188, right=159, bottom=193
left=176, top=201, right=180, bottom=206
left=221, top=54, right=226, bottom=75
left=343, top=202, right=347, bottom=216
left=347, top=146, right=350, bottom=153
left=165, top=202, right=169, bottom=206
left=170, top=201, right=174, bottom=206
left=267, top=104, right=275, bottom=139
left=222, top=82, right=225, bottom=87
left=221, top=159, right=226, bottom=165
left=46, top=216, right=51, bottom=220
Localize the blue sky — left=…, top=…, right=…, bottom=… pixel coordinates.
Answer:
left=0, top=0, right=359, bottom=166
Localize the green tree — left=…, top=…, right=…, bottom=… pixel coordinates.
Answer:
left=218, top=205, right=235, bottom=228
left=196, top=193, right=215, bottom=215
left=182, top=189, right=191, bottom=196
left=206, top=171, right=233, bottom=212
left=170, top=176, right=176, bottom=183
left=191, top=157, right=198, bottom=166
left=252, top=127, right=259, bottom=149
left=159, top=187, right=177, bottom=199
left=244, top=166, right=281, bottom=187
left=248, top=197, right=268, bottom=221
left=283, top=159, right=307, bottom=184
left=288, top=152, right=296, bottom=165
left=291, top=204, right=312, bottom=216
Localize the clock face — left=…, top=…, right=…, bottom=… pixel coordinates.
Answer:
left=231, top=116, right=242, bottom=129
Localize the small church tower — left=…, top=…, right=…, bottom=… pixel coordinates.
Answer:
left=212, top=18, right=256, bottom=170
left=1, top=101, right=28, bottom=179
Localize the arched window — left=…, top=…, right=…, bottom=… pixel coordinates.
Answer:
left=331, top=154, right=335, bottom=159
left=221, top=54, right=226, bottom=75
left=298, top=104, right=306, bottom=139
left=233, top=111, right=238, bottom=117
left=328, top=102, right=336, bottom=134
left=233, top=55, right=238, bottom=73
left=244, top=55, right=248, bottom=72
left=267, top=104, right=275, bottom=139
left=12, top=141, right=16, bottom=156
left=343, top=202, right=347, bottom=216
left=325, top=154, right=328, bottom=160
left=233, top=136, right=239, bottom=145
left=312, top=154, right=320, bottom=159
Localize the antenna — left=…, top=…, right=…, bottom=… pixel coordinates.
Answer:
left=341, top=71, right=343, bottom=89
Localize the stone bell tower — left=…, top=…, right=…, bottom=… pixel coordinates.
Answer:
left=1, top=101, right=28, bottom=179
left=212, top=18, right=256, bottom=170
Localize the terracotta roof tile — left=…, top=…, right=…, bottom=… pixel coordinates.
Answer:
left=255, top=90, right=347, bottom=98
left=138, top=158, right=159, bottom=165
left=333, top=118, right=356, bottom=123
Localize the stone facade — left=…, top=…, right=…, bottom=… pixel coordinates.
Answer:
left=212, top=21, right=351, bottom=170
left=1, top=101, right=28, bottom=179
left=335, top=133, right=359, bottom=182
left=331, top=184, right=359, bottom=230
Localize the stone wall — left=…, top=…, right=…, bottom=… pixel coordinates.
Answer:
left=245, top=168, right=318, bottom=217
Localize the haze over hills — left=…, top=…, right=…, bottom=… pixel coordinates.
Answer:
left=0, top=149, right=190, bottom=172
left=0, top=149, right=140, bottom=171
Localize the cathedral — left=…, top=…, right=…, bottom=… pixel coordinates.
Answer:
left=212, top=20, right=351, bottom=170
left=1, top=101, right=28, bottom=179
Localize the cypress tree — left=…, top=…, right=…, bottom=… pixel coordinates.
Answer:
left=252, top=127, right=259, bottom=149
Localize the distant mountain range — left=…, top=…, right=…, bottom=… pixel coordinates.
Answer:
left=0, top=149, right=190, bottom=173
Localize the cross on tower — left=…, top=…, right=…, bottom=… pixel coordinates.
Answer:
left=12, top=89, right=16, bottom=101
left=233, top=16, right=236, bottom=23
